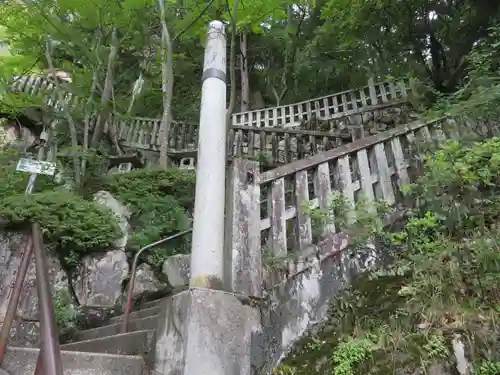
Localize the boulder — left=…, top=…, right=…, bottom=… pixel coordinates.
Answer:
left=93, top=191, right=131, bottom=250
left=130, top=263, right=165, bottom=298
left=0, top=231, right=68, bottom=347
left=162, top=254, right=190, bottom=287
left=72, top=250, right=129, bottom=307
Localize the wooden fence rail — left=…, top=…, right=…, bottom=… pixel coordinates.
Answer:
left=9, top=75, right=414, bottom=136
left=231, top=78, right=413, bottom=128
left=226, top=117, right=456, bottom=295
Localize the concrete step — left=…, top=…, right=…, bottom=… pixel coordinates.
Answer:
left=3, top=347, right=147, bottom=375
left=109, top=305, right=161, bottom=325
left=133, top=286, right=187, bottom=311
left=75, top=315, right=158, bottom=342
left=61, top=329, right=155, bottom=355
left=136, top=297, right=167, bottom=311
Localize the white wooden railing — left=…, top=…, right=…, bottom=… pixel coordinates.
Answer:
left=9, top=75, right=414, bottom=139
left=225, top=117, right=457, bottom=296
left=231, top=78, right=413, bottom=128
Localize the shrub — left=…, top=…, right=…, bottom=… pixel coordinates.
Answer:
left=0, top=148, right=120, bottom=266
left=282, top=137, right=500, bottom=375
left=101, top=167, right=196, bottom=210
left=100, top=167, right=196, bottom=269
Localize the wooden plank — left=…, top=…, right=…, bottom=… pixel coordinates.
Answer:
left=247, top=129, right=256, bottom=158
left=268, top=178, right=287, bottom=257
left=271, top=132, right=278, bottom=163
left=430, top=121, right=447, bottom=143
left=356, top=149, right=375, bottom=203
left=294, top=170, right=313, bottom=251
left=137, top=120, right=146, bottom=145
left=341, top=93, right=348, bottom=112
left=151, top=120, right=159, bottom=146
left=260, top=118, right=447, bottom=183
left=368, top=78, right=378, bottom=106
left=236, top=129, right=243, bottom=157
left=390, top=136, right=410, bottom=188
left=126, top=119, right=135, bottom=144
left=359, top=87, right=368, bottom=107
left=335, top=154, right=355, bottom=212
left=398, top=80, right=408, bottom=98
left=283, top=132, right=290, bottom=164
left=225, top=159, right=261, bottom=297
left=379, top=83, right=388, bottom=103
left=388, top=81, right=397, bottom=101
left=417, top=124, right=432, bottom=143
left=373, top=143, right=395, bottom=204
left=313, top=162, right=335, bottom=235
left=260, top=130, right=266, bottom=156
left=118, top=120, right=127, bottom=140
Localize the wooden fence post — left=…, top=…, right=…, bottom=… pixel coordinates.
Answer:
left=225, top=158, right=262, bottom=297
left=367, top=78, right=378, bottom=106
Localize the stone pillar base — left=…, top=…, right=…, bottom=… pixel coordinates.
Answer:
left=154, top=288, right=262, bottom=375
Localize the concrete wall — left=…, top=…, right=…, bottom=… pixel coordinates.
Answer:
left=252, top=233, right=379, bottom=372
left=153, top=231, right=381, bottom=375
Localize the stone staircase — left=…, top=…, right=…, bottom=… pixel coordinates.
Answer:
left=3, top=297, right=170, bottom=375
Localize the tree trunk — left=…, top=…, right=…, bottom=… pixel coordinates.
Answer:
left=239, top=33, right=249, bottom=112
left=158, top=0, right=174, bottom=168
left=225, top=0, right=239, bottom=130
left=44, top=37, right=81, bottom=187
left=90, top=28, right=119, bottom=149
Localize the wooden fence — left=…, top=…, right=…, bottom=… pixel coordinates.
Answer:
left=8, top=75, right=416, bottom=165
left=10, top=75, right=413, bottom=134
left=230, top=78, right=413, bottom=128
left=226, top=117, right=455, bottom=296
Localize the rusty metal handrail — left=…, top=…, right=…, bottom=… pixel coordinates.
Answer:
left=120, top=228, right=193, bottom=333
left=0, top=236, right=33, bottom=365
left=32, top=222, right=63, bottom=375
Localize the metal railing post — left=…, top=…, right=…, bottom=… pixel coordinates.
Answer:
left=120, top=229, right=193, bottom=334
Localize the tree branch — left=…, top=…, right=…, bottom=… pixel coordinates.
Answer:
left=44, top=36, right=81, bottom=187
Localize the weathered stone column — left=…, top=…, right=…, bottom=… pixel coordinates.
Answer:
left=154, top=21, right=263, bottom=375
left=189, top=20, right=228, bottom=290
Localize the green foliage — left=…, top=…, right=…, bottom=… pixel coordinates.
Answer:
left=410, top=138, right=500, bottom=236
left=271, top=364, right=297, bottom=375
left=52, top=284, right=81, bottom=342
left=102, top=167, right=195, bottom=210
left=0, top=190, right=120, bottom=265
left=434, top=21, right=500, bottom=119
left=0, top=148, right=120, bottom=266
left=101, top=168, right=195, bottom=268
left=332, top=338, right=373, bottom=375
left=0, top=149, right=194, bottom=270
left=0, top=147, right=58, bottom=194
left=282, top=135, right=500, bottom=374
left=476, top=361, right=500, bottom=375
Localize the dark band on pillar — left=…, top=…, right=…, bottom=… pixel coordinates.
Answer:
left=202, top=68, right=226, bottom=83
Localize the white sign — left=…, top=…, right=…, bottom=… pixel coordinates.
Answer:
left=16, top=158, right=56, bottom=176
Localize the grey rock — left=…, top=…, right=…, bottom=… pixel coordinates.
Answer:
left=93, top=190, right=131, bottom=250
left=130, top=263, right=165, bottom=298
left=0, top=231, right=68, bottom=347
left=73, top=250, right=129, bottom=307
left=162, top=254, right=190, bottom=287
